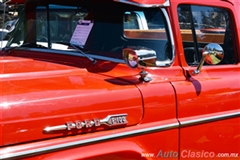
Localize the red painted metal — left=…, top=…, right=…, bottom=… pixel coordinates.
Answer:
left=115, top=0, right=168, bottom=5
left=170, top=0, right=240, bottom=158
left=0, top=55, right=144, bottom=146
left=0, top=0, right=239, bottom=159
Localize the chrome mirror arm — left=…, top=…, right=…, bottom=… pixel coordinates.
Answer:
left=192, top=43, right=224, bottom=76
left=192, top=53, right=207, bottom=75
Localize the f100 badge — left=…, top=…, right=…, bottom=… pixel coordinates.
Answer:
left=44, top=114, right=128, bottom=132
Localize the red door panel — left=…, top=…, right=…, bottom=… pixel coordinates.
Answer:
left=174, top=66, right=240, bottom=159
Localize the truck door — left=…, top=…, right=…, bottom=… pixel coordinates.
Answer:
left=171, top=1, right=240, bottom=159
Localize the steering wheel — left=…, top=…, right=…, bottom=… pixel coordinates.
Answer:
left=37, top=35, right=48, bottom=42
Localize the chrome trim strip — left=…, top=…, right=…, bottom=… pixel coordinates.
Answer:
left=43, top=125, right=67, bottom=132
left=163, top=0, right=170, bottom=7
left=0, top=122, right=179, bottom=159
left=114, top=0, right=170, bottom=8
left=155, top=8, right=175, bottom=67
left=180, top=111, right=240, bottom=126
left=1, top=111, right=240, bottom=159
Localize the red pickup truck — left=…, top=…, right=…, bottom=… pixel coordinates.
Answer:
left=0, top=0, right=239, bottom=159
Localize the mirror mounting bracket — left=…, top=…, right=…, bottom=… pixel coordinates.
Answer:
left=139, top=67, right=152, bottom=82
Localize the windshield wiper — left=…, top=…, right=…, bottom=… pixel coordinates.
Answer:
left=2, top=42, right=48, bottom=54
left=54, top=42, right=97, bottom=64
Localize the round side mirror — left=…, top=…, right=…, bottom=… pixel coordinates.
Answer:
left=193, top=43, right=224, bottom=75
left=203, top=43, right=224, bottom=65
left=122, top=48, right=139, bottom=68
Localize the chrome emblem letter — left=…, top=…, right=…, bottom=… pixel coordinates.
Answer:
left=85, top=120, right=92, bottom=128
left=94, top=118, right=101, bottom=126
left=66, top=122, right=74, bottom=130
left=75, top=121, right=83, bottom=129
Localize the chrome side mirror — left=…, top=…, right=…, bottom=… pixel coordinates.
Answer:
left=193, top=43, right=224, bottom=75
left=123, top=47, right=157, bottom=68
left=122, top=47, right=156, bottom=81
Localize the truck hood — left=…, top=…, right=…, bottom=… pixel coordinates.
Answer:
left=0, top=56, right=143, bottom=146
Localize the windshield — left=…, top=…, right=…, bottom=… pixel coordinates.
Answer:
left=5, top=0, right=173, bottom=61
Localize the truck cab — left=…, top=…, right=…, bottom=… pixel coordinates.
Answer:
left=0, top=0, right=239, bottom=159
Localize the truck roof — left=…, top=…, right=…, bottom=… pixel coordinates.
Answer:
left=5, top=0, right=169, bottom=6
left=5, top=0, right=236, bottom=6
left=115, top=0, right=169, bottom=7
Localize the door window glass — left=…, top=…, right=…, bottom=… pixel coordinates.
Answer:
left=123, top=10, right=167, bottom=40
left=123, top=9, right=172, bottom=62
left=178, top=5, right=236, bottom=65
